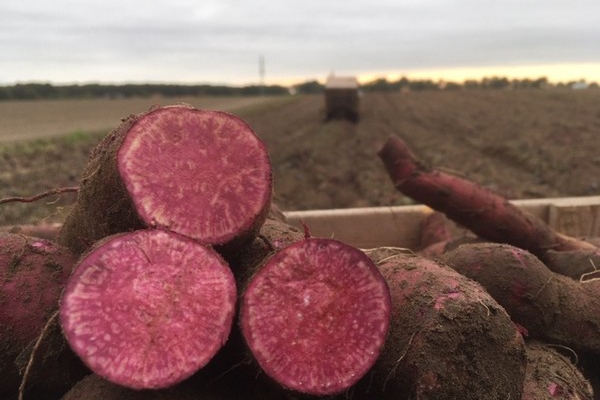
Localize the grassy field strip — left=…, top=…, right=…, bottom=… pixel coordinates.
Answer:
left=0, top=95, right=285, bottom=143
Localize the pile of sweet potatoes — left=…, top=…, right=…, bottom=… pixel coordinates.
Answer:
left=1, top=108, right=597, bottom=400
left=2, top=105, right=392, bottom=400
left=379, top=134, right=600, bottom=399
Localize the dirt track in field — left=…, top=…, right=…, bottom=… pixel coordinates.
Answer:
left=1, top=90, right=600, bottom=226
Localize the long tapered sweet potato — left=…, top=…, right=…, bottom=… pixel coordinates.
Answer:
left=0, top=233, right=77, bottom=398
left=378, top=135, right=597, bottom=275
left=59, top=105, right=272, bottom=254
left=441, top=242, right=600, bottom=355
left=359, top=248, right=527, bottom=400
left=59, top=229, right=237, bottom=390
left=239, top=238, right=391, bottom=396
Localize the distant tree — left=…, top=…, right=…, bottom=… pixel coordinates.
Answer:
left=362, top=78, right=396, bottom=92
left=532, top=77, right=549, bottom=89
left=0, top=86, right=10, bottom=100
left=408, top=79, right=438, bottom=91
left=395, top=76, right=410, bottom=91
left=482, top=77, right=510, bottom=89
left=293, top=80, right=324, bottom=94
left=464, top=80, right=480, bottom=90
left=442, top=81, right=462, bottom=91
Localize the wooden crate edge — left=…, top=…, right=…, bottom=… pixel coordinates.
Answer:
left=283, top=196, right=600, bottom=249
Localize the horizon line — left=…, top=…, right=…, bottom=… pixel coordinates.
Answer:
left=2, top=62, right=599, bottom=88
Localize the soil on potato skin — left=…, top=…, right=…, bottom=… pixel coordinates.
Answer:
left=1, top=89, right=600, bottom=226
left=522, top=341, right=593, bottom=400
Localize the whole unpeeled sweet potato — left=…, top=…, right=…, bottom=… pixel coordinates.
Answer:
left=441, top=242, right=600, bottom=355
left=0, top=233, right=77, bottom=398
left=16, top=313, right=89, bottom=400
left=358, top=248, right=527, bottom=400
left=521, top=342, right=593, bottom=400
left=378, top=135, right=599, bottom=278
left=60, top=371, right=284, bottom=400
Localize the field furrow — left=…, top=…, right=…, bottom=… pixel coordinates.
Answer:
left=1, top=90, right=600, bottom=226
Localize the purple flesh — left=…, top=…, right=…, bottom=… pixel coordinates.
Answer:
left=240, top=238, right=391, bottom=396
left=59, top=229, right=236, bottom=389
left=117, top=106, right=272, bottom=245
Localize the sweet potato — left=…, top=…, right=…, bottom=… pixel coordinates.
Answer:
left=239, top=238, right=391, bottom=396
left=521, top=341, right=593, bottom=400
left=542, top=248, right=600, bottom=279
left=60, top=374, right=202, bottom=400
left=226, top=215, right=306, bottom=279
left=359, top=248, right=527, bottom=400
left=378, top=135, right=597, bottom=276
left=59, top=229, right=236, bottom=390
left=59, top=105, right=272, bottom=254
left=0, top=233, right=77, bottom=398
left=60, top=371, right=284, bottom=400
left=16, top=313, right=89, bottom=400
left=419, top=212, right=454, bottom=249
left=441, top=242, right=600, bottom=355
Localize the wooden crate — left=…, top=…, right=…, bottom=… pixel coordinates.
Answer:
left=284, top=196, right=600, bottom=249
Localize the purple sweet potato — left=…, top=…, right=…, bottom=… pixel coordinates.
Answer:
left=360, top=248, right=527, bottom=400
left=378, top=135, right=598, bottom=274
left=59, top=105, right=272, bottom=254
left=60, top=374, right=203, bottom=400
left=441, top=242, right=600, bottom=355
left=60, top=370, right=285, bottom=400
left=0, top=233, right=77, bottom=398
left=239, top=238, right=391, bottom=396
left=16, top=313, right=89, bottom=400
left=542, top=248, right=600, bottom=279
left=521, top=341, right=593, bottom=400
left=419, top=212, right=454, bottom=249
left=225, top=216, right=306, bottom=280
left=59, top=229, right=236, bottom=390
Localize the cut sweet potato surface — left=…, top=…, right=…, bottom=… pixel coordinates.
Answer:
left=117, top=107, right=272, bottom=244
left=59, top=105, right=272, bottom=254
left=60, top=229, right=236, bottom=389
left=240, top=238, right=391, bottom=396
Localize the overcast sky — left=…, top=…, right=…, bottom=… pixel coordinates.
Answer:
left=1, top=0, right=599, bottom=85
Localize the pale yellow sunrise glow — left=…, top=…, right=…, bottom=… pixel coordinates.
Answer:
left=269, top=63, right=600, bottom=87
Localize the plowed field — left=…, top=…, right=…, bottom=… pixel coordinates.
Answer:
left=246, top=90, right=600, bottom=210
left=1, top=90, right=600, bottom=226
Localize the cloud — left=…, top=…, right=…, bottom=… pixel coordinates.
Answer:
left=1, top=0, right=599, bottom=84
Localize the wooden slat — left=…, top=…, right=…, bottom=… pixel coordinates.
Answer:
left=283, top=196, right=600, bottom=249
left=548, top=204, right=600, bottom=238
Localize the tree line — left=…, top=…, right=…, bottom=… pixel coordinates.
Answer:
left=0, top=83, right=289, bottom=101
left=0, top=76, right=597, bottom=100
left=294, top=76, right=598, bottom=94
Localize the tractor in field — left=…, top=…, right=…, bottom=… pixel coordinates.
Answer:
left=324, top=75, right=360, bottom=122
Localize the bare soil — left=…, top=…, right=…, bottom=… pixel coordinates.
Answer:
left=1, top=90, right=600, bottom=226
left=246, top=89, right=600, bottom=210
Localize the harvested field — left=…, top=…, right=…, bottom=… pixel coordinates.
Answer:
left=0, top=96, right=279, bottom=142
left=1, top=89, right=600, bottom=226
left=2, top=89, right=600, bottom=400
